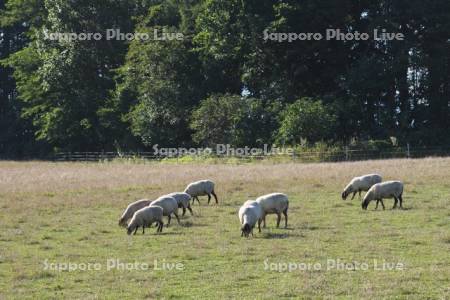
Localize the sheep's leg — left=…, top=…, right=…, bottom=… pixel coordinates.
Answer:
left=351, top=191, right=357, bottom=200
left=182, top=207, right=186, bottom=216
left=194, top=196, right=200, bottom=205
left=133, top=227, right=138, bottom=235
left=393, top=197, right=398, bottom=209
left=380, top=199, right=385, bottom=210
left=207, top=193, right=211, bottom=204
left=276, top=213, right=281, bottom=228
left=262, top=214, right=267, bottom=228
left=187, top=205, right=194, bottom=215
left=211, top=190, right=218, bottom=204
left=142, top=226, right=145, bottom=234
left=258, top=219, right=262, bottom=233
left=398, top=194, right=403, bottom=209
left=375, top=200, right=379, bottom=210
left=167, top=215, right=171, bottom=226
left=158, top=221, right=164, bottom=233
left=283, top=208, right=288, bottom=228
left=174, top=212, right=181, bottom=224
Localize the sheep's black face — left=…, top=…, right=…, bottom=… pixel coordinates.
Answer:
left=241, top=224, right=251, bottom=238
left=126, top=226, right=133, bottom=235
left=361, top=200, right=369, bottom=210
left=342, top=191, right=348, bottom=200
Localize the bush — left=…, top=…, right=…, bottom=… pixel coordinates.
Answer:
left=277, top=98, right=336, bottom=145
left=190, top=94, right=279, bottom=147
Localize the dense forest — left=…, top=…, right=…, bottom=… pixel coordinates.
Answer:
left=1, top=0, right=449, bottom=157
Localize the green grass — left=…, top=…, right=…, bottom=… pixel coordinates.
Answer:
left=0, top=159, right=449, bottom=299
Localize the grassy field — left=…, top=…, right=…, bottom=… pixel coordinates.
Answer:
left=0, top=158, right=449, bottom=299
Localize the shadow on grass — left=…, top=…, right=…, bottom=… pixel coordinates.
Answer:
left=364, top=207, right=412, bottom=211
left=260, top=232, right=305, bottom=239
left=157, top=231, right=182, bottom=236
left=180, top=221, right=209, bottom=228
left=127, top=231, right=181, bottom=236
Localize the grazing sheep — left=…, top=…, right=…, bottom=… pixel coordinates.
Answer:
left=342, top=174, right=382, bottom=200
left=184, top=180, right=218, bottom=205
left=362, top=181, right=404, bottom=210
left=150, top=196, right=180, bottom=225
left=165, top=192, right=193, bottom=216
left=238, top=200, right=263, bottom=237
left=256, top=193, right=289, bottom=228
left=118, top=199, right=151, bottom=227
left=127, top=205, right=164, bottom=235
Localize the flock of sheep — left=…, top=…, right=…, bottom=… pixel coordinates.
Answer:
left=118, top=174, right=404, bottom=237
left=342, top=174, right=404, bottom=210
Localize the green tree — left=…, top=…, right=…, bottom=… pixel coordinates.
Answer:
left=277, top=98, right=336, bottom=145
left=117, top=0, right=206, bottom=147
left=190, top=94, right=279, bottom=147
left=3, top=0, right=142, bottom=151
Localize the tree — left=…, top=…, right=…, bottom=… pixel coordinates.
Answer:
left=277, top=98, right=336, bottom=145
left=0, top=0, right=49, bottom=157
left=3, top=0, right=142, bottom=151
left=118, top=0, right=206, bottom=147
left=190, top=94, right=280, bottom=147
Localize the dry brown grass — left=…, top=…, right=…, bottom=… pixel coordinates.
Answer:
left=1, top=156, right=448, bottom=194
left=0, top=157, right=449, bottom=213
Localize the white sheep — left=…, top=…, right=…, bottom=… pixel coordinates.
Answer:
left=238, top=200, right=263, bottom=237
left=256, top=193, right=289, bottom=228
left=150, top=196, right=180, bottom=225
left=126, top=205, right=164, bottom=235
left=118, top=199, right=151, bottom=227
left=362, top=181, right=404, bottom=210
left=184, top=180, right=218, bottom=205
left=342, top=174, right=382, bottom=200
left=165, top=192, right=193, bottom=216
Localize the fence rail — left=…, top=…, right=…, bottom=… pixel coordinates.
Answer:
left=52, top=147, right=450, bottom=163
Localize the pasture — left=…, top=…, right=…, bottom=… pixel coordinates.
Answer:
left=0, top=158, right=449, bottom=299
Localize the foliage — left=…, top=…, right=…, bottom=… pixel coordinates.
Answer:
left=190, top=94, right=280, bottom=147
left=1, top=0, right=450, bottom=156
left=277, top=98, right=336, bottom=145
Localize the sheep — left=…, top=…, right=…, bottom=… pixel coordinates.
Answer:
left=126, top=205, right=164, bottom=235
left=256, top=193, right=289, bottom=228
left=118, top=199, right=151, bottom=227
left=164, top=192, right=193, bottom=216
left=150, top=196, right=180, bottom=225
left=362, top=181, right=404, bottom=210
left=184, top=180, right=218, bottom=205
left=238, top=200, right=263, bottom=237
left=342, top=174, right=382, bottom=200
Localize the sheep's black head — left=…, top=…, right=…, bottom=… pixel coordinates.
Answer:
left=241, top=224, right=251, bottom=238
left=361, top=199, right=369, bottom=210
left=119, top=218, right=127, bottom=227
left=341, top=191, right=348, bottom=200
left=126, top=226, right=134, bottom=235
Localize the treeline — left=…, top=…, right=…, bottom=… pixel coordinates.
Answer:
left=1, top=0, right=449, bottom=158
